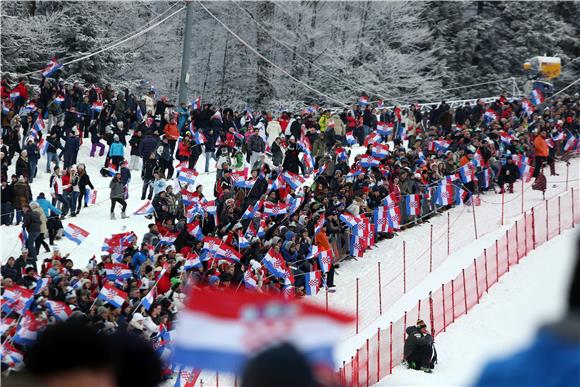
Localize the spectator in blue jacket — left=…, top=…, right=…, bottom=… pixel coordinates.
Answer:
left=36, top=192, right=62, bottom=217
left=109, top=134, right=125, bottom=169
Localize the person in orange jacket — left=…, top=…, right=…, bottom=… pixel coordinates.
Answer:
left=163, top=119, right=180, bottom=153
left=314, top=221, right=335, bottom=288
left=533, top=130, right=549, bottom=178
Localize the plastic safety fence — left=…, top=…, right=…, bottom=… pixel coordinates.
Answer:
left=337, top=187, right=578, bottom=386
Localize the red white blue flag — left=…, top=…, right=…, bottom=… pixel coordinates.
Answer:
left=63, top=223, right=89, bottom=245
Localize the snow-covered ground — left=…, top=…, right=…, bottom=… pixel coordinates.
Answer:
left=376, top=228, right=578, bottom=386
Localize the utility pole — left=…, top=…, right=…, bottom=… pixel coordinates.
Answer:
left=178, top=0, right=194, bottom=104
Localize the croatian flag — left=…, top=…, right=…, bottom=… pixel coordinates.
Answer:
left=174, top=366, right=202, bottom=387
left=377, top=99, right=384, bottom=109
left=91, top=101, right=104, bottom=112
left=202, top=236, right=222, bottom=254
left=216, top=243, right=242, bottom=263
left=405, top=194, right=422, bottom=217
left=360, top=155, right=380, bottom=168
left=175, top=161, right=189, bottom=174
left=346, top=132, right=356, bottom=145
left=34, top=278, right=50, bottom=295
left=29, top=127, right=40, bottom=141
left=481, top=168, right=492, bottom=189
left=459, top=163, right=474, bottom=183
left=263, top=202, right=288, bottom=217
left=105, top=161, right=118, bottom=177
left=134, top=200, right=154, bottom=215
left=2, top=343, right=23, bottom=369
left=522, top=164, right=535, bottom=183
left=350, top=231, right=365, bottom=257
left=13, top=312, right=43, bottom=346
left=84, top=188, right=97, bottom=205
left=314, top=214, right=325, bottom=235
left=371, top=143, right=389, bottom=159
left=54, top=94, right=65, bottom=104
left=257, top=219, right=267, bottom=238
left=193, top=131, right=206, bottom=145
left=317, top=250, right=331, bottom=274
left=267, top=175, right=285, bottom=192
left=33, top=117, right=45, bottom=133
left=304, top=271, right=322, bottom=296
left=201, top=199, right=217, bottom=215
left=306, top=245, right=319, bottom=261
left=435, top=183, right=455, bottom=206
left=522, top=99, right=534, bottom=115
left=552, top=131, right=565, bottom=142
left=63, top=224, right=89, bottom=245
left=191, top=96, right=201, bottom=110
left=172, top=288, right=353, bottom=373
left=38, top=138, right=49, bottom=155
left=136, top=104, right=143, bottom=122
left=44, top=300, right=72, bottom=321
left=238, top=232, right=250, bottom=249
left=97, top=282, right=128, bottom=308
left=230, top=168, right=249, bottom=187
left=340, top=213, right=358, bottom=228
left=433, top=140, right=451, bottom=152
left=178, top=168, right=199, bottom=185
left=376, top=122, right=393, bottom=137
left=364, top=132, right=382, bottom=147
left=10, top=91, right=20, bottom=100
left=245, top=221, right=258, bottom=239
left=242, top=202, right=260, bottom=219
left=243, top=270, right=258, bottom=290
left=500, top=132, right=513, bottom=145
left=104, top=263, right=132, bottom=281
left=18, top=227, right=28, bottom=247
left=262, top=248, right=288, bottom=279
left=287, top=196, right=304, bottom=216
left=358, top=95, right=369, bottom=106
left=282, top=171, right=305, bottom=190
left=141, top=288, right=155, bottom=311
left=484, top=109, right=497, bottom=122
left=2, top=286, right=34, bottom=315
left=186, top=220, right=204, bottom=240
left=159, top=232, right=179, bottom=245
left=564, top=135, right=577, bottom=152
left=42, top=58, right=63, bottom=77
left=24, top=102, right=37, bottom=112
left=530, top=89, right=544, bottom=105
left=386, top=205, right=401, bottom=229
left=373, top=206, right=390, bottom=233
left=335, top=147, right=348, bottom=161
left=184, top=252, right=203, bottom=270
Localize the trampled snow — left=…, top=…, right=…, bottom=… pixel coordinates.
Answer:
left=375, top=228, right=577, bottom=386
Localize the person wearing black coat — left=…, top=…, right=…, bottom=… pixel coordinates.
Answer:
left=290, top=117, right=302, bottom=140
left=139, top=133, right=159, bottom=160
left=404, top=319, right=435, bottom=372
left=76, top=166, right=94, bottom=214
left=1, top=179, right=14, bottom=225
left=22, top=204, right=42, bottom=260
left=141, top=154, right=159, bottom=200
left=15, top=152, right=29, bottom=179
left=63, top=132, right=80, bottom=169
left=498, top=157, right=520, bottom=193
left=282, top=141, right=303, bottom=175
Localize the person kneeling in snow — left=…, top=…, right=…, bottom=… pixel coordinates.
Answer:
left=404, top=319, right=436, bottom=373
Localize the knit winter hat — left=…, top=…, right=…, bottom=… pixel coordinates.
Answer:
left=416, top=319, right=427, bottom=329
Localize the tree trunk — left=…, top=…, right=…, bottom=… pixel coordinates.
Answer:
left=255, top=1, right=275, bottom=106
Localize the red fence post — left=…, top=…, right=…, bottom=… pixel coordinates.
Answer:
left=451, top=279, right=456, bottom=323
left=546, top=200, right=549, bottom=240
left=447, top=211, right=451, bottom=256
left=474, top=258, right=480, bottom=303
left=441, top=284, right=446, bottom=332
left=403, top=241, right=407, bottom=294
left=356, top=350, right=360, bottom=387
left=216, top=371, right=219, bottom=387
left=495, top=240, right=499, bottom=282
left=462, top=269, right=468, bottom=314
left=501, top=190, right=505, bottom=225
left=472, top=198, right=478, bottom=239
left=558, top=196, right=561, bottom=235
left=515, top=220, right=520, bottom=264
left=356, top=278, right=360, bottom=334
left=506, top=230, right=510, bottom=273
left=531, top=207, right=536, bottom=249
left=429, top=224, right=433, bottom=272
left=377, top=328, right=381, bottom=381
left=389, top=322, right=393, bottom=374
left=366, top=339, right=370, bottom=387
left=378, top=261, right=383, bottom=315
left=403, top=311, right=407, bottom=351
left=484, top=248, right=489, bottom=292
left=566, top=163, right=569, bottom=191
left=429, top=291, right=435, bottom=337
left=343, top=361, right=346, bottom=385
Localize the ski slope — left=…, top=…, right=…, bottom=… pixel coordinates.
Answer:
left=376, top=228, right=578, bottom=386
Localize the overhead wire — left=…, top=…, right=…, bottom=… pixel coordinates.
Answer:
left=24, top=2, right=182, bottom=66
left=15, top=5, right=186, bottom=77
left=196, top=1, right=348, bottom=108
